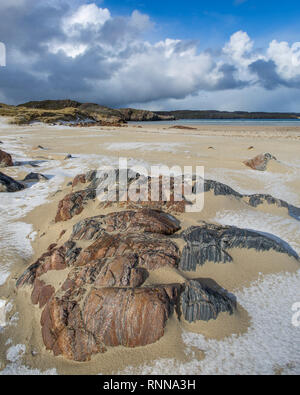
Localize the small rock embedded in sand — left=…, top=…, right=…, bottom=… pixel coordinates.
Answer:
left=170, top=125, right=197, bottom=130
left=32, top=145, right=47, bottom=150
left=243, top=153, right=277, bottom=171
left=0, top=149, right=13, bottom=167
left=23, top=172, right=48, bottom=182
left=0, top=172, right=25, bottom=192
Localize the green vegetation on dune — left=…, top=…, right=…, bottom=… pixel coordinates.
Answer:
left=0, top=100, right=174, bottom=125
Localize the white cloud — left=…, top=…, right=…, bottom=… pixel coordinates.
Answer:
left=0, top=1, right=300, bottom=111
left=267, top=40, right=300, bottom=80
left=63, top=4, right=111, bottom=35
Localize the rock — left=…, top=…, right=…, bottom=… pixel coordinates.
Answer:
left=0, top=172, right=25, bottom=192
left=40, top=297, right=104, bottom=361
left=32, top=145, right=46, bottom=150
left=40, top=284, right=179, bottom=361
left=31, top=279, right=55, bottom=309
left=179, top=223, right=299, bottom=271
left=169, top=125, right=197, bottom=130
left=76, top=232, right=180, bottom=271
left=55, top=189, right=96, bottom=222
left=16, top=242, right=81, bottom=287
left=71, top=209, right=181, bottom=240
left=63, top=255, right=148, bottom=289
left=72, top=174, right=86, bottom=188
left=201, top=179, right=243, bottom=198
left=194, top=178, right=300, bottom=222
left=243, top=153, right=277, bottom=171
left=180, top=280, right=236, bottom=323
left=23, top=172, right=48, bottom=182
left=83, top=286, right=179, bottom=349
left=93, top=170, right=189, bottom=213
left=0, top=149, right=13, bottom=167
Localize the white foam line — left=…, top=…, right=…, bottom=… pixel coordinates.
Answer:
left=0, top=344, right=57, bottom=375
left=105, top=142, right=185, bottom=153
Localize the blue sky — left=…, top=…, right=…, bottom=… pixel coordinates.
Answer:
left=0, top=0, right=300, bottom=111
left=103, top=0, right=300, bottom=43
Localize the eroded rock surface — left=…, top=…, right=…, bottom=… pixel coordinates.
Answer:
left=76, top=232, right=180, bottom=271
left=243, top=153, right=277, bottom=171
left=181, top=280, right=236, bottom=323
left=71, top=209, right=181, bottom=240
left=55, top=189, right=96, bottom=222
left=0, top=149, right=13, bottom=167
left=0, top=172, right=25, bottom=192
left=179, top=224, right=299, bottom=271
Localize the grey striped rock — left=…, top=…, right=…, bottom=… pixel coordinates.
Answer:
left=181, top=280, right=236, bottom=323
left=0, top=172, right=25, bottom=192
left=179, top=224, right=299, bottom=271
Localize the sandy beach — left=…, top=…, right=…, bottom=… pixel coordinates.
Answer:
left=0, top=119, right=300, bottom=375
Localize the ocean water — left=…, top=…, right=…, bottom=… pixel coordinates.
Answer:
left=130, top=119, right=300, bottom=127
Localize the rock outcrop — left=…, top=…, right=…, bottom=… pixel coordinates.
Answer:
left=181, top=280, right=236, bottom=323
left=18, top=202, right=240, bottom=361
left=71, top=209, right=181, bottom=240
left=0, top=149, right=13, bottom=167
left=55, top=189, right=96, bottom=222
left=179, top=224, right=299, bottom=271
left=22, top=172, right=48, bottom=182
left=0, top=172, right=25, bottom=192
left=243, top=153, right=277, bottom=171
left=17, top=166, right=300, bottom=363
left=194, top=178, right=300, bottom=221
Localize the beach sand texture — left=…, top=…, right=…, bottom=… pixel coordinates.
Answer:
left=0, top=119, right=300, bottom=375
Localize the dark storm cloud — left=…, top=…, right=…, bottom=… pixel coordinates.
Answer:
left=249, top=59, right=300, bottom=90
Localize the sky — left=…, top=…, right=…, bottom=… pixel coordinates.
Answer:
left=0, top=0, right=300, bottom=111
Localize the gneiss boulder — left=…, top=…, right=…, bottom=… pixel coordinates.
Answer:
left=0, top=149, right=14, bottom=168
left=40, top=285, right=180, bottom=361
left=179, top=224, right=299, bottom=271
left=181, top=280, right=236, bottom=323
left=0, top=149, right=13, bottom=167
left=55, top=189, right=96, bottom=222
left=0, top=172, right=25, bottom=192
left=243, top=153, right=277, bottom=171
left=17, top=208, right=239, bottom=362
left=75, top=232, right=180, bottom=271
left=71, top=209, right=181, bottom=240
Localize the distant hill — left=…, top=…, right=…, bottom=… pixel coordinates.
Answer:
left=155, top=110, right=300, bottom=120
left=0, top=100, right=174, bottom=125
left=1, top=100, right=299, bottom=125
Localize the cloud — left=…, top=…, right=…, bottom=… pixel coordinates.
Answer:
left=0, top=0, right=299, bottom=111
